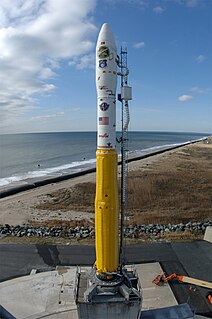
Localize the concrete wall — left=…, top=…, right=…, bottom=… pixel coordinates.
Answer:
left=204, top=226, right=212, bottom=243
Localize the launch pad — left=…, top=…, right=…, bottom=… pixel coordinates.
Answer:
left=0, top=262, right=186, bottom=319
left=75, top=266, right=141, bottom=319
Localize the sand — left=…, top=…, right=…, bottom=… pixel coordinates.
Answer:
left=0, top=138, right=211, bottom=227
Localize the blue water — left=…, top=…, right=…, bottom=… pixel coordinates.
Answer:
left=0, top=131, right=208, bottom=187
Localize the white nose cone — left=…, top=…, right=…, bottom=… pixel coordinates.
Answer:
left=96, top=23, right=117, bottom=150
left=97, top=23, right=117, bottom=52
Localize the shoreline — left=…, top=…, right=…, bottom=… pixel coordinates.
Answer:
left=0, top=137, right=211, bottom=229
left=0, top=138, right=207, bottom=199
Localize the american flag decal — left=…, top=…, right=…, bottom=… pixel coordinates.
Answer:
left=99, top=117, right=109, bottom=125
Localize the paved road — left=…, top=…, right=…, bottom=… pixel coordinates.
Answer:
left=0, top=241, right=212, bottom=316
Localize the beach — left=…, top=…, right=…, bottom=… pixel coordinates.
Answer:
left=0, top=137, right=211, bottom=230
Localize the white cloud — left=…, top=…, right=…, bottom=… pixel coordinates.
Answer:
left=107, top=0, right=148, bottom=9
left=191, top=86, right=209, bottom=93
left=0, top=0, right=96, bottom=132
left=183, top=0, right=201, bottom=7
left=153, top=6, right=165, bottom=14
left=195, top=55, right=206, bottom=63
left=69, top=54, right=95, bottom=70
left=31, top=112, right=65, bottom=121
left=133, top=41, right=145, bottom=49
left=178, top=94, right=193, bottom=102
left=175, top=0, right=203, bottom=7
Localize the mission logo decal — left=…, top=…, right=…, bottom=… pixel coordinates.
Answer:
left=99, top=102, right=109, bottom=111
left=99, top=59, right=107, bottom=68
left=99, top=133, right=109, bottom=138
left=98, top=46, right=110, bottom=58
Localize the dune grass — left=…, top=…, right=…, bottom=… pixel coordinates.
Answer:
left=35, top=141, right=212, bottom=226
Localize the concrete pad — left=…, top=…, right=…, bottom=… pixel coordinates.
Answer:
left=0, top=266, right=82, bottom=319
left=135, top=262, right=178, bottom=310
left=0, top=263, right=178, bottom=318
left=204, top=226, right=212, bottom=243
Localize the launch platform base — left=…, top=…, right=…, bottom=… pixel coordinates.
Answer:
left=75, top=266, right=142, bottom=319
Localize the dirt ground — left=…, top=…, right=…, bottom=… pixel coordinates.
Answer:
left=0, top=138, right=211, bottom=228
left=126, top=140, right=212, bottom=224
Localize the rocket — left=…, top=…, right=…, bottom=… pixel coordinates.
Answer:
left=95, top=23, right=119, bottom=277
left=76, top=24, right=141, bottom=318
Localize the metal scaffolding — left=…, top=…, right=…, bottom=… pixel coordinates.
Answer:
left=119, top=47, right=131, bottom=266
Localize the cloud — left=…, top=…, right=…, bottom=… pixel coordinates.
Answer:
left=107, top=0, right=148, bottom=9
left=183, top=0, right=202, bottom=7
left=69, top=54, right=95, bottom=70
left=195, top=55, right=206, bottom=63
left=133, top=41, right=145, bottom=49
left=31, top=112, right=65, bottom=121
left=0, top=0, right=96, bottom=131
left=175, top=0, right=203, bottom=7
left=153, top=6, right=165, bottom=14
left=178, top=94, right=193, bottom=102
left=191, top=86, right=209, bottom=93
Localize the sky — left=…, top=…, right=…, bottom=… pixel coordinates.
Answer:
left=0, top=0, right=211, bottom=134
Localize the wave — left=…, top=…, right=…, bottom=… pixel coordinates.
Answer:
left=0, top=137, right=207, bottom=187
left=0, top=158, right=96, bottom=187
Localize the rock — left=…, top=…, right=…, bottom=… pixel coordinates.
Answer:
left=0, top=219, right=211, bottom=240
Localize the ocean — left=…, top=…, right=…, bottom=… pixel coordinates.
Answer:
left=0, top=131, right=208, bottom=188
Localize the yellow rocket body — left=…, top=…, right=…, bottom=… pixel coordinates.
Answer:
left=95, top=149, right=119, bottom=273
